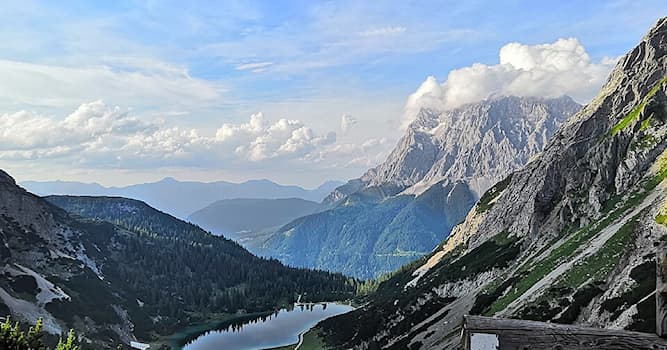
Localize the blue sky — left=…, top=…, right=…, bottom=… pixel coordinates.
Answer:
left=0, top=1, right=666, bottom=187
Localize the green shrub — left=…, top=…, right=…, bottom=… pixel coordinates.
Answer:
left=0, top=316, right=47, bottom=350
left=55, top=330, right=79, bottom=350
left=0, top=316, right=80, bottom=350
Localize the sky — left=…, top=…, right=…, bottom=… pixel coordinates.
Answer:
left=0, top=1, right=666, bottom=188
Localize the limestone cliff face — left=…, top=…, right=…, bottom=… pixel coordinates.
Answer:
left=318, top=17, right=667, bottom=350
left=326, top=96, right=580, bottom=204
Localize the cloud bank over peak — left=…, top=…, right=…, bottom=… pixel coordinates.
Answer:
left=403, top=38, right=617, bottom=128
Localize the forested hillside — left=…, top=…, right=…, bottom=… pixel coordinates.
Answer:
left=0, top=175, right=355, bottom=349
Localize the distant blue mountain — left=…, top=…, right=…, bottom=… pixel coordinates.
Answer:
left=21, top=178, right=343, bottom=219
left=187, top=197, right=323, bottom=239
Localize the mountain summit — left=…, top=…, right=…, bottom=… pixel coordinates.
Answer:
left=343, top=95, right=581, bottom=198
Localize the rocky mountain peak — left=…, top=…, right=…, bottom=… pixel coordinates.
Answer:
left=0, top=169, right=16, bottom=185
left=332, top=95, right=581, bottom=202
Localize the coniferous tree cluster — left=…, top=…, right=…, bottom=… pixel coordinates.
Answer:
left=45, top=196, right=357, bottom=335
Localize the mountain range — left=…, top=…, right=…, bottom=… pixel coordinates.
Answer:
left=4, top=14, right=667, bottom=350
left=21, top=178, right=343, bottom=219
left=0, top=171, right=354, bottom=349
left=312, top=16, right=667, bottom=349
left=253, top=95, right=581, bottom=279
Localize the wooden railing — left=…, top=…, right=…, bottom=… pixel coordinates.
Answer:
left=462, top=315, right=667, bottom=349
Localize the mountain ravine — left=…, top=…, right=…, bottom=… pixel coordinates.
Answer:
left=255, top=95, right=581, bottom=279
left=312, top=16, right=667, bottom=349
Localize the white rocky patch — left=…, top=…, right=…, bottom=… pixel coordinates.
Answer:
left=433, top=270, right=497, bottom=298
left=76, top=245, right=104, bottom=279
left=116, top=203, right=139, bottom=214
left=0, top=287, right=62, bottom=334
left=405, top=250, right=446, bottom=288
left=8, top=264, right=70, bottom=306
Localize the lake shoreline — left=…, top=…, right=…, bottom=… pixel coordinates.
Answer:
left=170, top=302, right=353, bottom=350
left=161, top=310, right=275, bottom=349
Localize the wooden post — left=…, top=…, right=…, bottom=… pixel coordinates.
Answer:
left=658, top=241, right=667, bottom=337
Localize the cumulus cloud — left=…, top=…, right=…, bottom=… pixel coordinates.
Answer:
left=340, top=114, right=357, bottom=133
left=216, top=113, right=336, bottom=161
left=403, top=38, right=617, bottom=128
left=0, top=102, right=345, bottom=169
left=0, top=101, right=154, bottom=151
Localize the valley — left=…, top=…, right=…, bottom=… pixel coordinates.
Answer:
left=2, top=4, right=667, bottom=350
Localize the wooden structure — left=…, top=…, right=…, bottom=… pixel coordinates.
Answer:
left=658, top=241, right=667, bottom=337
left=462, top=315, right=667, bottom=350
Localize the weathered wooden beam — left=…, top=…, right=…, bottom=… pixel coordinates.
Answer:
left=462, top=315, right=667, bottom=350
left=658, top=240, right=667, bottom=337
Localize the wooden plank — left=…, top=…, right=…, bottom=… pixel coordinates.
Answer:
left=463, top=315, right=667, bottom=350
left=658, top=241, right=667, bottom=337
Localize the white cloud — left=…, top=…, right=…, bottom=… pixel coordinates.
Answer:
left=304, top=137, right=392, bottom=169
left=403, top=38, right=617, bottom=128
left=359, top=26, right=407, bottom=37
left=235, top=61, right=274, bottom=72
left=0, top=102, right=344, bottom=168
left=340, top=114, right=357, bottom=133
left=0, top=59, right=222, bottom=111
left=0, top=100, right=154, bottom=151
left=217, top=113, right=336, bottom=161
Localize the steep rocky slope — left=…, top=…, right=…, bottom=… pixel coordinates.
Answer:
left=0, top=172, right=354, bottom=349
left=317, top=17, right=667, bottom=349
left=259, top=96, right=580, bottom=279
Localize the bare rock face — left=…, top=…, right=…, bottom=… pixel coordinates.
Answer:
left=327, top=95, right=581, bottom=204
left=318, top=17, right=667, bottom=350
